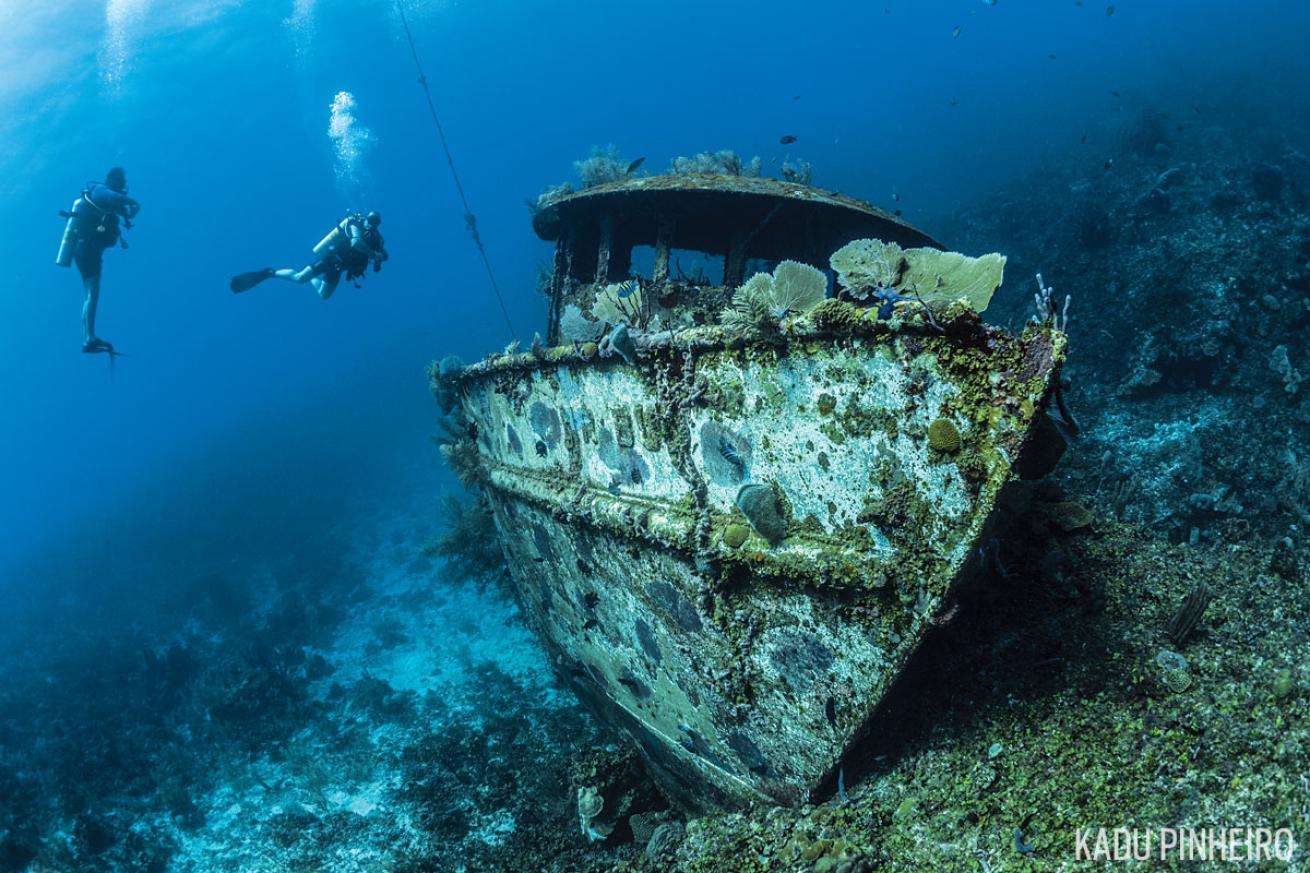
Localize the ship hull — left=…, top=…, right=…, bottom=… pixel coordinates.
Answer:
left=447, top=315, right=1065, bottom=808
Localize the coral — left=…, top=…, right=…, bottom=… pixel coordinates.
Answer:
left=810, top=298, right=860, bottom=332
left=576, top=785, right=611, bottom=842
left=534, top=181, right=574, bottom=210
left=423, top=495, right=508, bottom=591
left=628, top=811, right=666, bottom=844
left=781, top=158, right=812, bottom=184
left=1165, top=583, right=1213, bottom=645
left=719, top=278, right=778, bottom=342
left=830, top=239, right=1005, bottom=312
left=574, top=144, right=633, bottom=188
left=720, top=261, right=828, bottom=337
left=439, top=438, right=483, bottom=487
left=1044, top=500, right=1094, bottom=532
left=560, top=304, right=604, bottom=342
left=429, top=355, right=465, bottom=414
left=830, top=238, right=907, bottom=298
left=770, top=260, right=828, bottom=315
left=1270, top=344, right=1303, bottom=394
left=926, top=418, right=962, bottom=453
left=669, top=150, right=761, bottom=177
left=646, top=822, right=685, bottom=862
left=592, top=281, right=650, bottom=329
left=722, top=524, right=750, bottom=549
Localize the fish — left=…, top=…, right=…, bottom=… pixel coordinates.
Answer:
left=1080, top=134, right=1087, bottom=143
left=1049, top=53, right=1057, bottom=59
left=792, top=94, right=802, bottom=101
left=625, top=156, right=645, bottom=175
left=952, top=25, right=962, bottom=37
left=779, top=135, right=797, bottom=145
left=949, top=97, right=959, bottom=108
left=892, top=188, right=901, bottom=202
left=1103, top=158, right=1115, bottom=171
left=718, top=435, right=746, bottom=479
left=1105, top=4, right=1114, bottom=16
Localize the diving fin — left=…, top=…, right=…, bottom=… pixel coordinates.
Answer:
left=230, top=268, right=275, bottom=293
left=82, top=339, right=122, bottom=356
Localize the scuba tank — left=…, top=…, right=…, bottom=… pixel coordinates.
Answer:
left=312, top=215, right=358, bottom=259
left=55, top=185, right=126, bottom=267
left=54, top=196, right=86, bottom=267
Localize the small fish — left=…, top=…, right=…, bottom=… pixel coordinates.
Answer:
left=983, top=0, right=997, bottom=5
left=1103, top=157, right=1114, bottom=171
left=1105, top=3, right=1114, bottom=16
left=949, top=97, right=959, bottom=108
left=792, top=93, right=802, bottom=100
left=718, top=435, right=746, bottom=479
left=779, top=134, right=797, bottom=145
left=1080, top=134, right=1087, bottom=143
left=1048, top=53, right=1057, bottom=59
left=1111, top=90, right=1122, bottom=98
left=891, top=188, right=901, bottom=202
left=625, top=156, right=645, bottom=175
left=952, top=25, right=962, bottom=37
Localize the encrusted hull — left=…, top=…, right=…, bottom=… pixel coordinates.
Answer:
left=447, top=315, right=1065, bottom=808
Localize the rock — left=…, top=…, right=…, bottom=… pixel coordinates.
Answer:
left=1273, top=668, right=1295, bottom=699
left=1156, top=649, right=1188, bottom=672
left=736, top=484, right=786, bottom=544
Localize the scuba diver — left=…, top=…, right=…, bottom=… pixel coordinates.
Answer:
left=230, top=211, right=388, bottom=299
left=55, top=167, right=140, bottom=354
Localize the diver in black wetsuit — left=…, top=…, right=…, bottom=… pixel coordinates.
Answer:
left=230, top=211, right=388, bottom=300
left=54, top=167, right=140, bottom=353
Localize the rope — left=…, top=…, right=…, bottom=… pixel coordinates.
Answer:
left=396, top=0, right=517, bottom=339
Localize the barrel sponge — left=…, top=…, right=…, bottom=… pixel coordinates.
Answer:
left=927, top=417, right=962, bottom=453
left=831, top=239, right=1006, bottom=312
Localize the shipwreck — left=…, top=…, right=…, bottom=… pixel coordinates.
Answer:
left=431, top=173, right=1067, bottom=810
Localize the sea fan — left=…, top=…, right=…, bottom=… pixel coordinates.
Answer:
left=720, top=261, right=827, bottom=338
left=592, top=281, right=650, bottom=329
left=769, top=260, right=827, bottom=317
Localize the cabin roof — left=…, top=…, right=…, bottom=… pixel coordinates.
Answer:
left=532, top=174, right=942, bottom=257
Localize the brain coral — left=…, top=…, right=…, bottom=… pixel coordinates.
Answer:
left=927, top=418, right=962, bottom=453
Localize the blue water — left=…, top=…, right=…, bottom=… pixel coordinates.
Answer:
left=0, top=1, right=1307, bottom=868
left=2, top=0, right=1306, bottom=577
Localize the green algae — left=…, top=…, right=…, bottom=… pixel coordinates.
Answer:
left=610, top=513, right=1310, bottom=872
